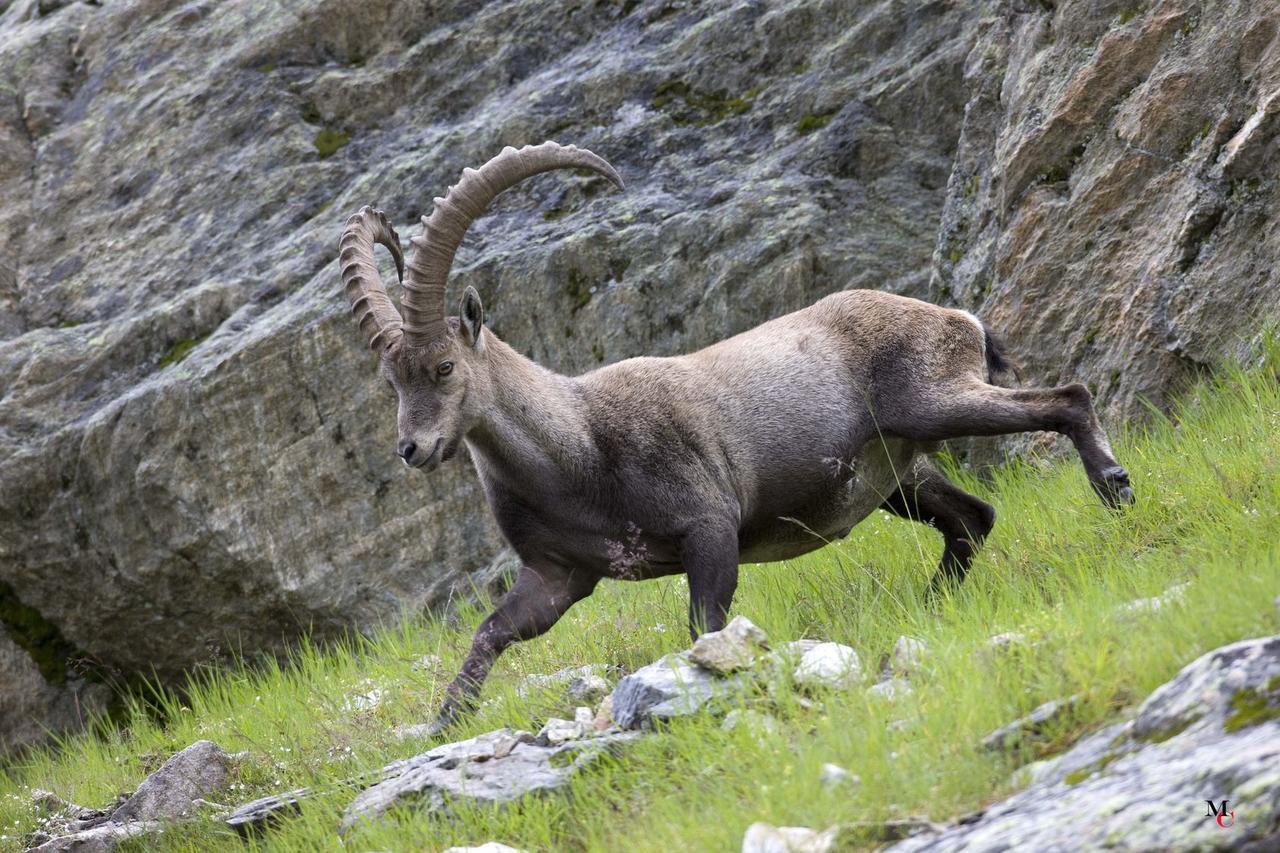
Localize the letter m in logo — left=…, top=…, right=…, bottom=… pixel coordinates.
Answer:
left=1205, top=799, right=1235, bottom=828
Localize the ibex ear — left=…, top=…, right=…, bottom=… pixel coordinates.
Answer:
left=459, top=286, right=484, bottom=349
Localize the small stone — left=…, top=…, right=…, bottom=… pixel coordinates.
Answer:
left=793, top=643, right=863, bottom=691
left=891, top=636, right=927, bottom=674
left=537, top=717, right=586, bottom=746
left=410, top=654, right=441, bottom=673
left=609, top=652, right=752, bottom=729
left=1119, top=582, right=1190, bottom=617
left=440, top=844, right=527, bottom=853
left=978, top=632, right=1031, bottom=665
left=721, top=709, right=780, bottom=742
left=868, top=678, right=913, bottom=701
left=517, top=664, right=612, bottom=705
left=690, top=615, right=769, bottom=675
left=342, top=684, right=384, bottom=713
left=741, top=822, right=840, bottom=853
left=818, top=763, right=859, bottom=788
left=593, top=695, right=614, bottom=731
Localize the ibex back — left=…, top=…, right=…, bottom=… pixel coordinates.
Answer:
left=338, top=142, right=1135, bottom=733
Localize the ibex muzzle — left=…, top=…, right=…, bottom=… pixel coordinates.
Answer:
left=338, top=141, right=1134, bottom=736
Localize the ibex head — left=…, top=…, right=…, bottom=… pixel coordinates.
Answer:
left=338, top=142, right=623, bottom=471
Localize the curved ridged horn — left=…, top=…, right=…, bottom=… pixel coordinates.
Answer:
left=339, top=206, right=407, bottom=352
left=399, top=141, right=624, bottom=347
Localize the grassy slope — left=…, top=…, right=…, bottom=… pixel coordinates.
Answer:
left=2, top=355, right=1278, bottom=852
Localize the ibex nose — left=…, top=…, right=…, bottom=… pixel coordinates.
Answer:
left=398, top=440, right=417, bottom=463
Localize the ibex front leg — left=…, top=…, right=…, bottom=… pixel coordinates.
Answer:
left=885, top=382, right=1134, bottom=507
left=430, top=564, right=598, bottom=734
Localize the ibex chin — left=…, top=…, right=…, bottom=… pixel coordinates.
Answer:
left=339, top=142, right=1135, bottom=732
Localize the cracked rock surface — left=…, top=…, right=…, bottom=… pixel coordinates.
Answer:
left=887, top=635, right=1280, bottom=852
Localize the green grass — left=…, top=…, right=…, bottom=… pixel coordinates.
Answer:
left=2, top=352, right=1279, bottom=851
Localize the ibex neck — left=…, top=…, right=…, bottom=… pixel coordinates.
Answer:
left=465, top=333, right=590, bottom=485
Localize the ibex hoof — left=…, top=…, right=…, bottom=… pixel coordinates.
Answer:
left=1093, top=466, right=1135, bottom=509
left=424, top=705, right=463, bottom=739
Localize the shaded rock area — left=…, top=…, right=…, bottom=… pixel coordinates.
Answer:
left=2, top=0, right=1279, bottom=750
left=0, top=626, right=109, bottom=755
left=888, top=635, right=1280, bottom=852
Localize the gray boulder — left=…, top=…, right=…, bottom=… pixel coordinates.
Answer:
left=889, top=635, right=1280, bottom=852
left=110, top=740, right=235, bottom=822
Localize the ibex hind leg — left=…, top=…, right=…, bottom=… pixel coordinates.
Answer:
left=430, top=564, right=598, bottom=734
left=882, top=382, right=1135, bottom=508
left=879, top=460, right=996, bottom=597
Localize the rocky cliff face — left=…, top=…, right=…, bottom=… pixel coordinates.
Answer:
left=0, top=0, right=1275, bottom=750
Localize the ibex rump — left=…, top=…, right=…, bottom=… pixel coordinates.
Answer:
left=338, top=142, right=1134, bottom=731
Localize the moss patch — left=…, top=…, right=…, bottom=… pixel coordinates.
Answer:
left=1136, top=716, right=1195, bottom=744
left=1064, top=750, right=1122, bottom=785
left=651, top=80, right=756, bottom=127
left=794, top=111, right=836, bottom=135
left=313, top=128, right=352, bottom=158
left=1223, top=683, right=1280, bottom=733
left=158, top=334, right=209, bottom=368
left=565, top=269, right=593, bottom=313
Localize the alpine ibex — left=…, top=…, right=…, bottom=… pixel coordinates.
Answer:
left=338, top=142, right=1134, bottom=731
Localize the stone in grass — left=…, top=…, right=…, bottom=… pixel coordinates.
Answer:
left=890, top=636, right=927, bottom=674
left=340, top=727, right=638, bottom=831
left=980, top=696, right=1081, bottom=752
left=868, top=678, right=913, bottom=701
left=1118, top=582, right=1190, bottom=617
left=536, top=707, right=597, bottom=745
left=721, top=709, right=780, bottom=743
left=741, top=822, right=841, bottom=853
left=28, top=820, right=163, bottom=852
left=793, top=643, right=863, bottom=691
left=690, top=615, right=770, bottom=675
left=610, top=651, right=754, bottom=729
left=517, top=664, right=612, bottom=705
left=977, top=632, right=1031, bottom=665
left=441, top=844, right=528, bottom=853
left=818, top=763, right=859, bottom=788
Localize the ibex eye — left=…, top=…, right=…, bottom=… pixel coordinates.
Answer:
left=437, top=361, right=454, bottom=376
